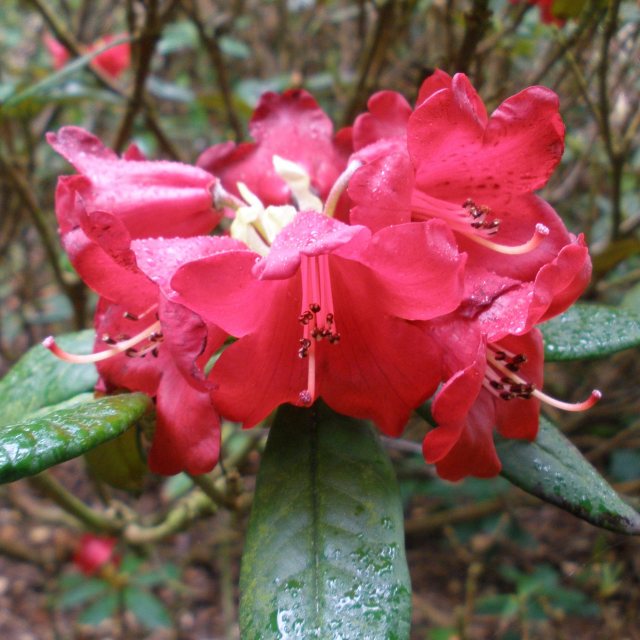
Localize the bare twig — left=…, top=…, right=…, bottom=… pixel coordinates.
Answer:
left=183, top=0, right=244, bottom=142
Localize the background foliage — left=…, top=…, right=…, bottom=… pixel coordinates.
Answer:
left=0, top=0, right=639, bottom=638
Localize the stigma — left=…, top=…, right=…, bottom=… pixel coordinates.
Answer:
left=411, top=192, right=548, bottom=255
left=483, top=344, right=601, bottom=412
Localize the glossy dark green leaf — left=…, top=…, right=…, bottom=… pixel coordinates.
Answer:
left=541, top=303, right=640, bottom=361
left=0, top=330, right=98, bottom=427
left=0, top=393, right=151, bottom=484
left=497, top=417, right=640, bottom=535
left=240, top=403, right=411, bottom=640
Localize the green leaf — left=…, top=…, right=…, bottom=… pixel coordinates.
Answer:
left=77, top=591, right=118, bottom=625
left=541, top=303, right=640, bottom=361
left=240, top=403, right=411, bottom=640
left=0, top=393, right=151, bottom=484
left=131, top=564, right=180, bottom=587
left=0, top=330, right=98, bottom=427
left=496, top=417, right=640, bottom=535
left=59, top=577, right=110, bottom=610
left=124, top=587, right=172, bottom=629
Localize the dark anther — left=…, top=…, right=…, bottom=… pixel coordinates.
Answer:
left=309, top=303, right=321, bottom=313
left=329, top=333, right=341, bottom=344
left=325, top=313, right=334, bottom=323
left=506, top=362, right=520, bottom=372
left=512, top=354, right=527, bottom=365
left=123, top=311, right=138, bottom=320
left=500, top=392, right=515, bottom=401
left=494, top=351, right=506, bottom=361
left=125, top=348, right=138, bottom=357
left=489, top=380, right=504, bottom=390
left=102, top=335, right=117, bottom=345
left=152, top=348, right=159, bottom=358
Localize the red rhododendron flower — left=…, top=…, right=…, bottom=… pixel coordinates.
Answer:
left=44, top=192, right=234, bottom=475
left=48, top=127, right=221, bottom=239
left=351, top=71, right=578, bottom=284
left=347, top=70, right=599, bottom=478
left=44, top=33, right=131, bottom=79
left=173, top=207, right=465, bottom=435
left=420, top=236, right=597, bottom=480
left=172, top=88, right=466, bottom=434
left=197, top=89, right=353, bottom=216
left=73, top=534, right=119, bottom=576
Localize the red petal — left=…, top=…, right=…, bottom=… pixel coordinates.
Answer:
left=172, top=250, right=282, bottom=337
left=48, top=126, right=219, bottom=237
left=433, top=391, right=501, bottom=480
left=348, top=153, right=413, bottom=231
left=210, top=279, right=305, bottom=427
left=352, top=91, right=412, bottom=149
left=197, top=90, right=351, bottom=205
left=416, top=69, right=453, bottom=105
left=318, top=268, right=442, bottom=435
left=258, top=211, right=370, bottom=280
left=494, top=331, right=542, bottom=440
left=410, top=76, right=563, bottom=198
left=149, top=364, right=221, bottom=475
left=357, top=220, right=466, bottom=320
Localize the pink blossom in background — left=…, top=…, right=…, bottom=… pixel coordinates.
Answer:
left=44, top=33, right=131, bottom=79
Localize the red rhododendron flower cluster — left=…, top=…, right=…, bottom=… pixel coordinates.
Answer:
left=45, top=71, right=599, bottom=481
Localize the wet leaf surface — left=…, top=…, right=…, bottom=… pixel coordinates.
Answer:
left=240, top=403, right=411, bottom=639
left=0, top=330, right=98, bottom=427
left=497, top=416, right=640, bottom=535
left=541, top=304, right=640, bottom=361
left=0, top=393, right=151, bottom=484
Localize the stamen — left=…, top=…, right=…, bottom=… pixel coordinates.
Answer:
left=297, top=254, right=340, bottom=404
left=122, top=303, right=158, bottom=322
left=323, top=159, right=362, bottom=218
left=412, top=192, right=549, bottom=255
left=43, top=320, right=162, bottom=364
left=486, top=350, right=601, bottom=412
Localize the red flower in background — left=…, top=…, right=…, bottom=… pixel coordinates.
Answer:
left=73, top=534, right=119, bottom=576
left=197, top=89, right=353, bottom=217
left=44, top=33, right=131, bottom=79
